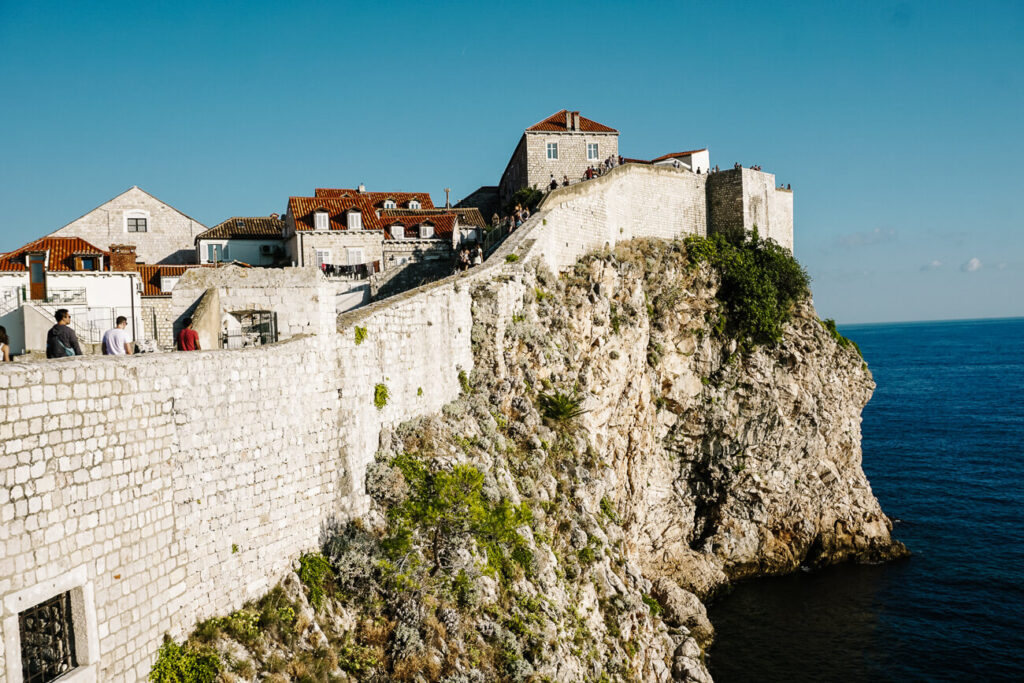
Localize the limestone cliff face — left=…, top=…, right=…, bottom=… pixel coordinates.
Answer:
left=173, top=239, right=904, bottom=682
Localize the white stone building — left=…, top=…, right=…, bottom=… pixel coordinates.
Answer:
left=0, top=236, right=143, bottom=354
left=195, top=216, right=287, bottom=266
left=46, top=186, right=207, bottom=264
left=499, top=109, right=620, bottom=205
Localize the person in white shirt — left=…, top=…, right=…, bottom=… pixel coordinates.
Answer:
left=102, top=316, right=133, bottom=356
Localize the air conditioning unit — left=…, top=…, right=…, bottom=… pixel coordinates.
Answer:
left=260, top=245, right=274, bottom=255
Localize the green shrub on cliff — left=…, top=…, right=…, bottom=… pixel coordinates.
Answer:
left=385, top=454, right=533, bottom=580
left=820, top=318, right=863, bottom=357
left=538, top=390, right=587, bottom=422
left=149, top=637, right=220, bottom=683
left=684, top=231, right=810, bottom=346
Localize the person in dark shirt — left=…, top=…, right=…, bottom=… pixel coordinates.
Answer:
left=45, top=309, right=83, bottom=358
left=177, top=316, right=200, bottom=351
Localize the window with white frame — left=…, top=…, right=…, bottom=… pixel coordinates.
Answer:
left=408, top=200, right=421, bottom=210
left=547, top=142, right=558, bottom=160
left=383, top=199, right=396, bottom=209
left=587, top=142, right=599, bottom=160
left=346, top=248, right=364, bottom=265
left=315, top=249, right=331, bottom=268
left=390, top=224, right=404, bottom=240
left=347, top=211, right=362, bottom=230
left=313, top=211, right=329, bottom=230
left=419, top=223, right=434, bottom=239
left=207, top=244, right=227, bottom=263
left=160, top=276, right=179, bottom=293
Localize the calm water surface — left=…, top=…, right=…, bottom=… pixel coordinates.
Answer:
left=707, top=317, right=1024, bottom=682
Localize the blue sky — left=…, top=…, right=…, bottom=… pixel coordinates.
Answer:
left=1, top=0, right=1021, bottom=323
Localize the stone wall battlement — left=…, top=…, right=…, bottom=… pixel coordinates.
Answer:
left=0, top=164, right=786, bottom=680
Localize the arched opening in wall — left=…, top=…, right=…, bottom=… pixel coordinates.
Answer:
left=223, top=309, right=278, bottom=349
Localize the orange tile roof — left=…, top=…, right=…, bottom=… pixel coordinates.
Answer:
left=314, top=189, right=435, bottom=209
left=288, top=195, right=386, bottom=232
left=136, top=263, right=244, bottom=296
left=649, top=149, right=708, bottom=163
left=0, top=236, right=109, bottom=272
left=381, top=214, right=455, bottom=240
left=198, top=217, right=286, bottom=241
left=526, top=109, right=618, bottom=134
left=384, top=207, right=486, bottom=229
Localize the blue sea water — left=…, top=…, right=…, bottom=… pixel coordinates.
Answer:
left=706, top=317, right=1024, bottom=682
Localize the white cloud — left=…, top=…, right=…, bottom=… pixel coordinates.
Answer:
left=961, top=257, right=982, bottom=273
left=920, top=260, right=943, bottom=271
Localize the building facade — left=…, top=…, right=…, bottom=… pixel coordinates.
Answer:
left=195, top=217, right=287, bottom=266
left=499, top=110, right=619, bottom=205
left=46, top=186, right=207, bottom=265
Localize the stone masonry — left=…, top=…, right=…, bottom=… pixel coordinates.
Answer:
left=0, top=163, right=791, bottom=681
left=47, top=187, right=207, bottom=265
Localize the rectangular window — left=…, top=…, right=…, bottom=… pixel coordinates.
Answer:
left=348, top=212, right=362, bottom=231
left=546, top=142, right=558, bottom=160
left=207, top=244, right=222, bottom=263
left=80, top=257, right=95, bottom=271
left=315, top=249, right=331, bottom=268
left=587, top=143, right=599, bottom=160
left=127, top=217, right=147, bottom=232
left=160, top=276, right=179, bottom=293
left=19, top=591, right=78, bottom=682
left=347, top=248, right=364, bottom=265
left=314, top=212, right=329, bottom=230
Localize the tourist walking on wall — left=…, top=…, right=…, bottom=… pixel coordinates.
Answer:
left=473, top=244, right=483, bottom=266
left=177, top=316, right=200, bottom=351
left=45, top=309, right=82, bottom=358
left=0, top=325, right=10, bottom=362
left=102, top=316, right=133, bottom=356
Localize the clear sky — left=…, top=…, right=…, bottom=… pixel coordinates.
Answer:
left=1, top=0, right=1021, bottom=323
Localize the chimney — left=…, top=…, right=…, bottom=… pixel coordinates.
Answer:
left=358, top=183, right=366, bottom=193
left=565, top=111, right=572, bottom=129
left=108, top=244, right=137, bottom=271
left=270, top=212, right=279, bottom=219
left=572, top=111, right=581, bottom=130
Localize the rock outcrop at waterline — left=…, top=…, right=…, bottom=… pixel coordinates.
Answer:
left=157, top=238, right=905, bottom=682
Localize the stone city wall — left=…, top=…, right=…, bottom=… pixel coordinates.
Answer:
left=0, top=163, right=759, bottom=681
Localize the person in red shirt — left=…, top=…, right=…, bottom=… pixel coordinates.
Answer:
left=177, top=316, right=200, bottom=351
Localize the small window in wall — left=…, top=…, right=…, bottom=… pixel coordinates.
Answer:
left=79, top=257, right=96, bottom=271
left=19, top=591, right=78, bottom=682
left=346, top=248, right=364, bottom=265
left=127, top=217, right=147, bottom=232
left=408, top=200, right=421, bottom=210
left=315, top=249, right=331, bottom=268
left=547, top=142, right=558, bottom=160
left=347, top=211, right=362, bottom=230
left=383, top=199, right=396, bottom=209
left=419, top=223, right=434, bottom=239
left=160, top=276, right=179, bottom=293
left=390, top=224, right=404, bottom=240
left=587, top=143, right=599, bottom=160
left=207, top=244, right=228, bottom=263
left=314, top=211, right=329, bottom=231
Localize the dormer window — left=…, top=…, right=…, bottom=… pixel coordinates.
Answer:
left=314, top=210, right=329, bottom=230
left=418, top=222, right=434, bottom=239
left=390, top=223, right=404, bottom=240
left=347, top=210, right=363, bottom=231
left=408, top=200, right=421, bottom=210
left=383, top=199, right=396, bottom=209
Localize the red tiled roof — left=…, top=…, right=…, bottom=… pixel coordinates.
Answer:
left=525, top=110, right=618, bottom=134
left=197, top=217, right=286, bottom=241
left=136, top=263, right=243, bottom=296
left=649, top=149, right=708, bottom=163
left=0, top=236, right=109, bottom=272
left=381, top=214, right=455, bottom=240
left=288, top=196, right=386, bottom=232
left=314, top=189, right=435, bottom=209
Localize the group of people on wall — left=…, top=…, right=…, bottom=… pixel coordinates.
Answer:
left=0, top=309, right=202, bottom=363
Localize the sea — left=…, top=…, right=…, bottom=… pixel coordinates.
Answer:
left=706, top=317, right=1024, bottom=682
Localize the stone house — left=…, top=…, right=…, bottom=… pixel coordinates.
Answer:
left=195, top=216, right=287, bottom=266
left=45, top=186, right=207, bottom=265
left=648, top=149, right=711, bottom=173
left=0, top=237, right=143, bottom=354
left=499, top=109, right=619, bottom=205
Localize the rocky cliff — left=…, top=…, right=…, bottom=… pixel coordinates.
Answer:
left=155, top=238, right=905, bottom=682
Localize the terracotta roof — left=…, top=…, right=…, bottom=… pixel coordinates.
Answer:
left=314, top=189, right=435, bottom=209
left=382, top=214, right=455, bottom=240
left=137, top=263, right=246, bottom=297
left=288, top=196, right=385, bottom=232
left=381, top=207, right=486, bottom=230
left=0, top=236, right=109, bottom=272
left=525, top=110, right=618, bottom=134
left=649, top=149, right=708, bottom=163
left=197, top=217, right=286, bottom=241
